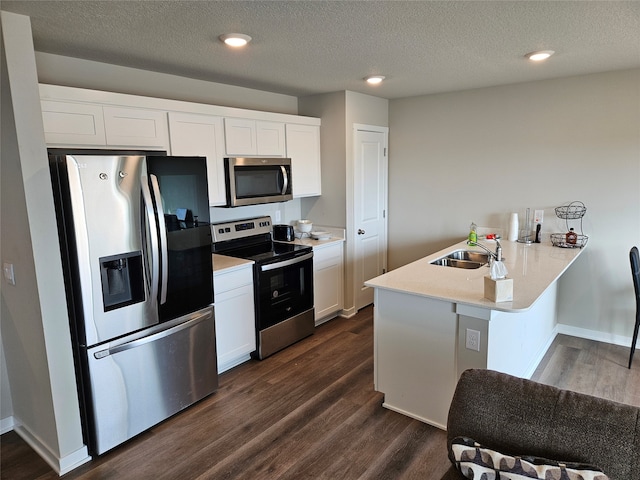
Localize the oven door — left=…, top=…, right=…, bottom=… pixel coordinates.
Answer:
left=256, top=251, right=314, bottom=330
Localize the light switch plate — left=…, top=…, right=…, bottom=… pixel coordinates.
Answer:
left=3, top=263, right=16, bottom=285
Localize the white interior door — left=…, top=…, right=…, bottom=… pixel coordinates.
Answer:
left=354, top=125, right=388, bottom=310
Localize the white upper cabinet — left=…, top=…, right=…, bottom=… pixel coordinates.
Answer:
left=41, top=100, right=169, bottom=150
left=256, top=121, right=286, bottom=156
left=224, top=118, right=285, bottom=157
left=39, top=84, right=321, bottom=198
left=41, top=100, right=106, bottom=146
left=168, top=112, right=226, bottom=206
left=286, top=124, right=321, bottom=197
left=103, top=106, right=169, bottom=149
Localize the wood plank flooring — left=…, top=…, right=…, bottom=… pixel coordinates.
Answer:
left=2, top=311, right=638, bottom=479
left=0, top=306, right=452, bottom=480
left=531, top=333, right=640, bottom=407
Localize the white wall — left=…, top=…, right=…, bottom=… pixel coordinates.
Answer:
left=1, top=11, right=89, bottom=473
left=299, top=91, right=389, bottom=315
left=388, top=68, right=640, bottom=341
left=35, top=52, right=298, bottom=114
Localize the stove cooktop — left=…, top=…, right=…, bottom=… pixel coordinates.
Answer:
left=220, top=241, right=311, bottom=264
left=211, top=216, right=311, bottom=265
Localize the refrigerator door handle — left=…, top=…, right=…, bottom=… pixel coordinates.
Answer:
left=141, top=176, right=160, bottom=307
left=95, top=308, right=213, bottom=359
left=150, top=174, right=168, bottom=305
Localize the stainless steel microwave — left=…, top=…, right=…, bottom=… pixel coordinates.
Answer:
left=223, top=157, right=293, bottom=207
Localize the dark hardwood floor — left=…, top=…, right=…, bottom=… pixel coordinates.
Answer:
left=2, top=310, right=638, bottom=479
left=0, top=306, right=452, bottom=480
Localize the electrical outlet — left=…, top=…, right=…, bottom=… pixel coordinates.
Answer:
left=534, top=209, right=544, bottom=224
left=274, top=210, right=282, bottom=222
left=465, top=328, right=481, bottom=352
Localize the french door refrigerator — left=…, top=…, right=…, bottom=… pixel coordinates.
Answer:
left=49, top=149, right=217, bottom=455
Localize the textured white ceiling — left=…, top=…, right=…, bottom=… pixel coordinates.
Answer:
left=2, top=0, right=640, bottom=99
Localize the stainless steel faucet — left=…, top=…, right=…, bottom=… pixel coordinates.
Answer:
left=467, top=236, right=502, bottom=262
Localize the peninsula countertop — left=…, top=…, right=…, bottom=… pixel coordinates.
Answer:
left=365, top=239, right=585, bottom=312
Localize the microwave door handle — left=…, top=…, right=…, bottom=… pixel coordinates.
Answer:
left=280, top=165, right=289, bottom=195
left=141, top=176, right=160, bottom=307
left=150, top=174, right=168, bottom=305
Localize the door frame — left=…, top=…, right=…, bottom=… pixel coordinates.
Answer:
left=349, top=124, right=389, bottom=313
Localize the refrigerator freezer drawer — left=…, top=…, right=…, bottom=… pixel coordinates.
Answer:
left=86, top=306, right=217, bottom=455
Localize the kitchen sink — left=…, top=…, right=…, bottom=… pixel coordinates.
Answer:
left=430, top=257, right=485, bottom=269
left=446, top=250, right=490, bottom=263
left=430, top=250, right=494, bottom=269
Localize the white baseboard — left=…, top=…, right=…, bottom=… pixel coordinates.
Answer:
left=557, top=323, right=636, bottom=348
left=339, top=306, right=356, bottom=318
left=13, top=422, right=91, bottom=475
left=1, top=415, right=15, bottom=434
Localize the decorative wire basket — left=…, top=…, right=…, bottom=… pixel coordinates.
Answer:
left=554, top=201, right=586, bottom=220
left=552, top=201, right=588, bottom=248
left=550, top=233, right=588, bottom=248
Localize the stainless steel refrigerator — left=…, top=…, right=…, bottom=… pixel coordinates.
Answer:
left=49, top=149, right=217, bottom=455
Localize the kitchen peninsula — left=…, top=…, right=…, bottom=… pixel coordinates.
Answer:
left=365, top=239, right=585, bottom=429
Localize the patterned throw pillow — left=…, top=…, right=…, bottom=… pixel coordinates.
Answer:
left=450, top=436, right=609, bottom=480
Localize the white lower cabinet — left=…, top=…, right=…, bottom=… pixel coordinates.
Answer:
left=214, top=265, right=256, bottom=373
left=313, top=242, right=344, bottom=325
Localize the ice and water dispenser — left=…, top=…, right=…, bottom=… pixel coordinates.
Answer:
left=99, top=252, right=144, bottom=311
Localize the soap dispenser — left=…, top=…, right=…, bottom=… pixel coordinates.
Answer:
left=469, top=222, right=478, bottom=244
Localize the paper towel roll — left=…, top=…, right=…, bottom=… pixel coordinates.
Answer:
left=508, top=213, right=519, bottom=242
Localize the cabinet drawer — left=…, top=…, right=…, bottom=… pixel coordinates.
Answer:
left=313, top=243, right=343, bottom=263
left=214, top=267, right=253, bottom=296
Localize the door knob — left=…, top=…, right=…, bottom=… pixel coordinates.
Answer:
left=358, top=229, right=365, bottom=235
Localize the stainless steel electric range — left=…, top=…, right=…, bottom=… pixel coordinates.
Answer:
left=211, top=216, right=314, bottom=359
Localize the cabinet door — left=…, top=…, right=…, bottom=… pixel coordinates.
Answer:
left=256, top=121, right=285, bottom=156
left=313, top=243, right=343, bottom=323
left=286, top=124, right=321, bottom=197
left=41, top=100, right=106, bottom=146
left=224, top=118, right=257, bottom=155
left=103, top=106, right=169, bottom=149
left=168, top=112, right=226, bottom=206
left=214, top=268, right=256, bottom=373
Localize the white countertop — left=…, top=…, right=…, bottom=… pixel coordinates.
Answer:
left=275, top=226, right=346, bottom=249
left=365, top=239, right=585, bottom=312
left=212, top=254, right=254, bottom=274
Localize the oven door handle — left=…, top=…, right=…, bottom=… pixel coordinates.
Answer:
left=280, top=165, right=289, bottom=195
left=261, top=252, right=313, bottom=272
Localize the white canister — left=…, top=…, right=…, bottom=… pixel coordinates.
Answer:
left=508, top=213, right=519, bottom=242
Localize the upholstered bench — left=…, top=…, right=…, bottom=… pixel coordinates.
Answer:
left=440, top=369, right=640, bottom=480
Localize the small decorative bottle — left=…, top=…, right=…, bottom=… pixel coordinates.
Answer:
left=566, top=228, right=577, bottom=245
left=469, top=222, right=478, bottom=244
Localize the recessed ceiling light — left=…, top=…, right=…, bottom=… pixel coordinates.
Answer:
left=365, top=75, right=385, bottom=85
left=525, top=50, right=555, bottom=62
left=219, top=33, right=252, bottom=47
